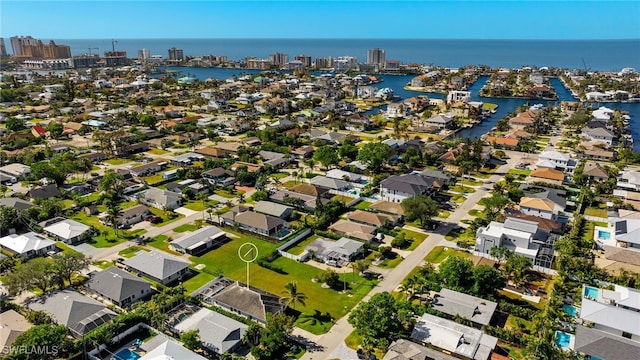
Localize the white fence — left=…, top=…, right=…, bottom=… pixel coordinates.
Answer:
left=88, top=323, right=158, bottom=360
left=277, top=228, right=312, bottom=262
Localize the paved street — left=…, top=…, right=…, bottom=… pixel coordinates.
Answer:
left=298, top=153, right=524, bottom=359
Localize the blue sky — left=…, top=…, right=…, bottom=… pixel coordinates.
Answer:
left=1, top=1, right=639, bottom=40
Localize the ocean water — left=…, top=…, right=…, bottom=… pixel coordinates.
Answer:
left=45, top=38, right=640, bottom=71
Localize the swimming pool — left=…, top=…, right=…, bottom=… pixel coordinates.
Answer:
left=584, top=286, right=600, bottom=299
left=563, top=304, right=577, bottom=317
left=555, top=331, right=573, bottom=349
left=597, top=230, right=611, bottom=239
left=112, top=348, right=141, bottom=360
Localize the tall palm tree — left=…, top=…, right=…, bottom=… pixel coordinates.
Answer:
left=280, top=281, right=307, bottom=310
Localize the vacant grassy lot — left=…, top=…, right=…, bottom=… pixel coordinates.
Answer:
left=173, top=224, right=199, bottom=233
left=507, top=169, right=532, bottom=176
left=104, top=158, right=131, bottom=165
left=449, top=185, right=476, bottom=194
left=353, top=201, right=373, bottom=210
left=183, top=199, right=219, bottom=211
left=398, top=229, right=428, bottom=251
left=424, top=246, right=471, bottom=263
left=118, top=246, right=149, bottom=258
left=584, top=207, right=607, bottom=218
left=184, top=229, right=377, bottom=334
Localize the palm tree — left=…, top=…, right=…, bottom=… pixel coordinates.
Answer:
left=280, top=281, right=307, bottom=310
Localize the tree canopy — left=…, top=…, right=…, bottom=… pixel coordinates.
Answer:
left=401, top=195, right=440, bottom=226
left=348, top=292, right=410, bottom=351
left=313, top=145, right=340, bottom=169
left=356, top=142, right=392, bottom=172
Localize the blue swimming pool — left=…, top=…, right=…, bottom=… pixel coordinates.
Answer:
left=597, top=230, right=611, bottom=239
left=563, top=304, right=577, bottom=317
left=555, top=331, right=573, bottom=349
left=584, top=286, right=600, bottom=299
left=112, top=348, right=141, bottom=360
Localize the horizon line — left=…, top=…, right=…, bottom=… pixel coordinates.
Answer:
left=6, top=37, right=640, bottom=41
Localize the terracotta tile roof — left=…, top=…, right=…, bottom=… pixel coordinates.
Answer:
left=520, top=197, right=555, bottom=212
left=529, top=168, right=564, bottom=181
left=486, top=136, right=519, bottom=147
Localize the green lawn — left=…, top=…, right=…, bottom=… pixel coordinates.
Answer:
left=444, top=227, right=475, bottom=242
left=353, top=201, right=373, bottom=210
left=104, top=158, right=131, bottom=165
left=92, top=260, right=113, bottom=270
left=450, top=194, right=467, bottom=203
left=183, top=199, right=219, bottom=211
left=398, top=229, right=428, bottom=251
left=118, top=246, right=149, bottom=258
left=462, top=178, right=483, bottom=186
left=214, top=189, right=237, bottom=198
left=270, top=172, right=289, bottom=179
left=584, top=207, right=607, bottom=218
left=141, top=174, right=165, bottom=185
left=145, top=234, right=181, bottom=254
left=449, top=185, right=476, bottom=194
left=507, top=169, right=531, bottom=176
left=468, top=209, right=484, bottom=217
left=438, top=210, right=450, bottom=219
left=283, top=234, right=318, bottom=255
left=148, top=148, right=169, bottom=155
left=185, top=229, right=378, bottom=334
left=374, top=254, right=404, bottom=268
left=173, top=224, right=199, bottom=233
left=331, top=195, right=356, bottom=204
left=149, top=208, right=185, bottom=227
left=424, top=246, right=471, bottom=263
left=183, top=271, right=217, bottom=294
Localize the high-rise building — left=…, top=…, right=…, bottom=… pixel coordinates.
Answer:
left=10, top=36, right=39, bottom=56
left=9, top=36, right=70, bottom=59
left=269, top=52, right=289, bottom=66
left=168, top=47, right=184, bottom=61
left=367, top=48, right=385, bottom=65
left=137, top=48, right=150, bottom=60
left=314, top=57, right=334, bottom=69
left=0, top=39, right=7, bottom=57
left=104, top=51, right=128, bottom=66
left=294, top=54, right=312, bottom=68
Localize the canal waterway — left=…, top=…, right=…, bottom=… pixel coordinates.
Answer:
left=161, top=66, right=640, bottom=150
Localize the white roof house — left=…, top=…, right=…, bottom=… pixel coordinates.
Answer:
left=579, top=284, right=640, bottom=338
left=617, top=170, right=640, bottom=192
left=139, top=338, right=207, bottom=360
left=169, top=226, right=227, bottom=255
left=326, top=169, right=362, bottom=182
left=253, top=201, right=294, bottom=219
left=174, top=308, right=247, bottom=354
left=0, top=232, right=56, bottom=258
left=43, top=218, right=91, bottom=245
left=123, top=250, right=191, bottom=285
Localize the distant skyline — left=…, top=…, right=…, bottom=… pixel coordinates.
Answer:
left=1, top=1, right=639, bottom=40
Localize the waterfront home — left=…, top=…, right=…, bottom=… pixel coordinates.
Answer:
left=174, top=308, right=247, bottom=355
left=446, top=90, right=471, bottom=103
left=27, top=289, right=117, bottom=337
left=0, top=232, right=56, bottom=258
left=486, top=136, right=519, bottom=149
left=380, top=173, right=443, bottom=203
left=431, top=288, right=498, bottom=327
left=385, top=103, right=409, bottom=118
left=123, top=250, right=191, bottom=285
left=423, top=114, right=453, bottom=129
left=475, top=217, right=555, bottom=268
left=169, top=226, right=228, bottom=255
left=192, top=277, right=285, bottom=324
left=86, top=266, right=153, bottom=307
left=42, top=217, right=91, bottom=245
left=574, top=284, right=640, bottom=359
left=617, top=169, right=640, bottom=192
left=410, top=313, right=497, bottom=360
left=582, top=127, right=616, bottom=146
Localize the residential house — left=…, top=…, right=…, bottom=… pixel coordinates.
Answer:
left=431, top=288, right=498, bottom=327
left=42, top=218, right=91, bottom=245
left=138, top=187, right=182, bottom=210
left=386, top=103, right=409, bottom=118
left=253, top=201, right=294, bottom=219
left=0, top=197, right=34, bottom=212
left=87, top=266, right=153, bottom=307
left=476, top=217, right=556, bottom=268
left=79, top=152, right=108, bottom=163
left=192, top=277, right=285, bottom=324
left=383, top=339, right=459, bottom=360
left=446, top=91, right=471, bottom=103
left=328, top=219, right=377, bottom=242
left=170, top=152, right=205, bottom=166
left=202, top=167, right=235, bottom=187
left=411, top=313, right=498, bottom=360
left=138, top=338, right=208, bottom=360
left=326, top=169, right=362, bottom=182
left=305, top=237, right=364, bottom=263
left=519, top=197, right=564, bottom=221
left=222, top=209, right=287, bottom=238
left=170, top=226, right=228, bottom=255
left=123, top=250, right=191, bottom=285
left=291, top=145, right=315, bottom=159
left=423, top=114, right=454, bottom=129
left=99, top=204, right=149, bottom=227
left=346, top=210, right=397, bottom=228
left=174, top=308, right=247, bottom=355
left=582, top=127, right=616, bottom=146
left=368, top=200, right=405, bottom=221
left=310, top=176, right=350, bottom=191
left=195, top=146, right=229, bottom=159
left=593, top=210, right=640, bottom=250
left=583, top=162, right=609, bottom=183
left=27, top=289, right=117, bottom=337
left=27, top=184, right=62, bottom=200
left=485, top=136, right=519, bottom=149
left=129, top=160, right=167, bottom=178
left=259, top=150, right=290, bottom=168
left=380, top=174, right=443, bottom=203
left=527, top=168, right=565, bottom=185
left=575, top=284, right=640, bottom=359
left=536, top=150, right=575, bottom=172
left=0, top=310, right=32, bottom=352
left=508, top=114, right=534, bottom=130
left=269, top=189, right=329, bottom=212
left=403, top=97, right=429, bottom=112
left=617, top=169, right=640, bottom=192
left=0, top=232, right=56, bottom=258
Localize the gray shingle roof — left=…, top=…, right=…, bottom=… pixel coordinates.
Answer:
left=574, top=325, right=640, bottom=360
left=170, top=226, right=226, bottom=251
left=87, top=266, right=151, bottom=303
left=123, top=250, right=191, bottom=281
left=431, top=288, right=498, bottom=326
left=174, top=308, right=247, bottom=354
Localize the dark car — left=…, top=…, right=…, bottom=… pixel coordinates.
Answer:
left=146, top=215, right=162, bottom=224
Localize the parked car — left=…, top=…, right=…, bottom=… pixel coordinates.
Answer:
left=146, top=215, right=162, bottom=223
